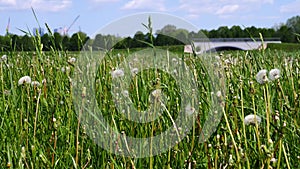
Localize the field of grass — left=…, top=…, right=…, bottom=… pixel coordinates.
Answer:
left=0, top=40, right=299, bottom=169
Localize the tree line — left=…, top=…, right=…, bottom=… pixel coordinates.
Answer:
left=1, top=15, right=300, bottom=51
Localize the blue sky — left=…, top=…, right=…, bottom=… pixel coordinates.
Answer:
left=0, top=0, right=300, bottom=37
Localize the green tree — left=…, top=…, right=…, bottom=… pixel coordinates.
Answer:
left=286, top=15, right=300, bottom=33
left=41, top=33, right=51, bottom=51
left=92, top=34, right=106, bottom=50
left=62, top=35, right=70, bottom=51
left=54, top=32, right=63, bottom=50
left=230, top=25, right=244, bottom=38
left=69, top=32, right=89, bottom=51
left=275, top=25, right=295, bottom=42
left=21, top=35, right=34, bottom=51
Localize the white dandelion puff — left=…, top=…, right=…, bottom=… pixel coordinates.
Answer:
left=68, top=57, right=76, bottom=64
left=31, top=81, right=41, bottom=87
left=270, top=157, right=277, bottom=163
left=61, top=67, right=66, bottom=73
left=18, top=76, right=31, bottom=85
left=256, top=69, right=268, bottom=84
left=111, top=69, right=124, bottom=78
left=269, top=68, right=280, bottom=81
left=1, top=54, right=7, bottom=61
left=131, top=68, right=138, bottom=75
left=244, top=114, right=261, bottom=125
left=151, top=89, right=162, bottom=98
left=172, top=58, right=178, bottom=64
left=185, top=104, right=195, bottom=116
left=216, top=91, right=222, bottom=98
left=122, top=90, right=129, bottom=97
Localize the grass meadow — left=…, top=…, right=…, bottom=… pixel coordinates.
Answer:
left=0, top=34, right=299, bottom=169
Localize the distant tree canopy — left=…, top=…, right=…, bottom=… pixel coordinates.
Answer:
left=1, top=15, right=300, bottom=51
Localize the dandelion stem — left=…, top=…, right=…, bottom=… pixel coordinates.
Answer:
left=222, top=106, right=240, bottom=168
left=277, top=139, right=282, bottom=169
left=264, top=84, right=271, bottom=168
left=282, top=141, right=291, bottom=169
left=33, top=89, right=41, bottom=143
left=240, top=86, right=250, bottom=169
left=251, top=95, right=261, bottom=154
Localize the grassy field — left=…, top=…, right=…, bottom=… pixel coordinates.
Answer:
left=0, top=43, right=299, bottom=169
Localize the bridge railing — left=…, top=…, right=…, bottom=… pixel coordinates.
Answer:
left=193, top=38, right=281, bottom=42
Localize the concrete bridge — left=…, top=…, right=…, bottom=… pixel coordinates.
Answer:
left=185, top=38, right=281, bottom=53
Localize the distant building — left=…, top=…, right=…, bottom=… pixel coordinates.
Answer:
left=33, top=27, right=44, bottom=36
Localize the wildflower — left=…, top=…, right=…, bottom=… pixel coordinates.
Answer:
left=172, top=58, right=178, bottom=64
left=68, top=57, right=76, bottom=64
left=31, top=81, right=41, bottom=87
left=216, top=91, right=222, bottom=98
left=214, top=55, right=220, bottom=60
left=1, top=54, right=7, bottom=61
left=185, top=103, right=195, bottom=116
left=61, top=67, right=66, bottom=73
left=151, top=89, right=162, bottom=98
left=256, top=69, right=268, bottom=84
left=131, top=68, right=138, bottom=75
left=270, top=157, right=277, bottom=163
left=269, top=68, right=280, bottom=81
left=244, top=114, right=261, bottom=125
left=111, top=69, right=124, bottom=78
left=122, top=90, right=129, bottom=97
left=224, top=59, right=231, bottom=64
left=18, top=76, right=31, bottom=85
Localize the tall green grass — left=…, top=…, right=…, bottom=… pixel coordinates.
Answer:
left=0, top=31, right=299, bottom=168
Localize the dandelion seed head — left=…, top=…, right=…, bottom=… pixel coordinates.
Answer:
left=61, top=67, right=66, bottom=73
left=269, top=68, right=280, bottom=81
left=68, top=57, right=76, bottom=64
left=131, top=68, right=138, bottom=75
left=283, top=121, right=287, bottom=127
left=185, top=104, right=195, bottom=116
left=244, top=114, right=261, bottom=125
left=151, top=89, right=162, bottom=98
left=270, top=157, right=276, bottom=163
left=172, top=58, right=178, bottom=64
left=256, top=69, right=268, bottom=84
left=18, top=76, right=31, bottom=85
left=1, top=54, right=7, bottom=61
left=268, top=139, right=273, bottom=144
left=31, top=81, right=41, bottom=87
left=122, top=90, right=129, bottom=97
left=216, top=91, right=222, bottom=98
left=111, top=69, right=124, bottom=78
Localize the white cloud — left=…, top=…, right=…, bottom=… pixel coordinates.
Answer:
left=280, top=0, right=300, bottom=13
left=216, top=5, right=239, bottom=15
left=0, top=0, right=71, bottom=11
left=177, top=0, right=275, bottom=19
left=121, top=0, right=166, bottom=11
left=91, top=0, right=119, bottom=2
left=241, top=0, right=273, bottom=3
left=0, top=0, right=16, bottom=5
